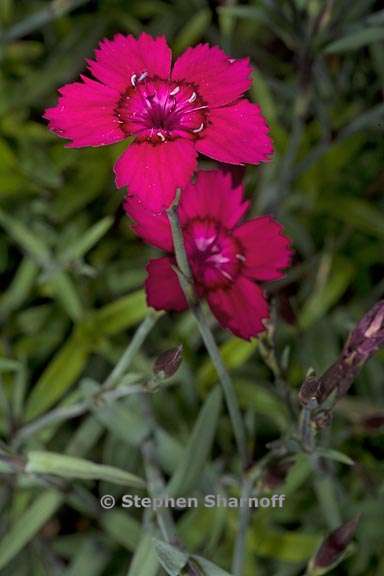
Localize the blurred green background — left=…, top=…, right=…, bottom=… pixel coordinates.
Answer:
left=0, top=0, right=384, bottom=575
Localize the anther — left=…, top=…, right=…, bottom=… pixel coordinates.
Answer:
left=170, top=86, right=180, bottom=96
left=138, top=71, right=148, bottom=82
left=188, top=92, right=197, bottom=103
left=192, top=122, right=204, bottom=134
left=236, top=254, right=246, bottom=262
left=130, top=74, right=137, bottom=87
left=157, top=132, right=166, bottom=142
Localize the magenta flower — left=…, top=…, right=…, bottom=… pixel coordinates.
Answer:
left=44, top=33, right=273, bottom=212
left=125, top=170, right=292, bottom=340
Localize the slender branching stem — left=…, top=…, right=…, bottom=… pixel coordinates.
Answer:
left=232, top=476, right=253, bottom=575
left=103, top=311, right=162, bottom=390
left=14, top=313, right=162, bottom=446
left=166, top=192, right=248, bottom=470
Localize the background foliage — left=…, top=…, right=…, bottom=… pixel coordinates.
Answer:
left=0, top=0, right=384, bottom=575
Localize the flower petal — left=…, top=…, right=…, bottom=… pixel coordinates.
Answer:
left=234, top=216, right=292, bottom=281
left=196, top=99, right=273, bottom=165
left=44, top=76, right=124, bottom=147
left=87, top=33, right=172, bottom=90
left=114, top=140, right=197, bottom=212
left=124, top=195, right=172, bottom=252
left=179, top=170, right=249, bottom=229
left=145, top=257, right=188, bottom=312
left=207, top=277, right=269, bottom=340
left=172, top=44, right=252, bottom=107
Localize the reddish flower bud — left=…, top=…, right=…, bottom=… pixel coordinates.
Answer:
left=259, top=458, right=294, bottom=491
left=359, top=412, right=384, bottom=432
left=153, top=345, right=183, bottom=379
left=309, top=515, right=360, bottom=575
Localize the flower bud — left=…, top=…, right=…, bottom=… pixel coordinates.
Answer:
left=298, top=372, right=320, bottom=405
left=153, top=345, right=183, bottom=379
left=359, top=412, right=384, bottom=432
left=344, top=300, right=384, bottom=365
left=259, top=458, right=294, bottom=491
left=309, top=515, right=360, bottom=575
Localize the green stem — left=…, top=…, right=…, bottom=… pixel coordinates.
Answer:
left=166, top=193, right=248, bottom=469
left=13, top=381, right=144, bottom=445
left=232, top=477, right=253, bottom=575
left=103, top=312, right=161, bottom=390
left=140, top=395, right=179, bottom=544
left=13, top=313, right=162, bottom=446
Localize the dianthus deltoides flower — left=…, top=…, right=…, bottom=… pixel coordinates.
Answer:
left=125, top=170, right=292, bottom=340
left=44, top=33, right=273, bottom=212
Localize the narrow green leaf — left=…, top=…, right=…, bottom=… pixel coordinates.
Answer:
left=0, top=357, right=21, bottom=372
left=0, top=491, right=62, bottom=571
left=198, top=338, right=258, bottom=389
left=127, top=535, right=159, bottom=576
left=26, top=451, right=145, bottom=488
left=94, top=290, right=148, bottom=335
left=325, top=27, right=384, bottom=53
left=25, top=331, right=89, bottom=420
left=101, top=510, right=141, bottom=551
left=316, top=448, right=355, bottom=466
left=319, top=197, right=384, bottom=239
left=173, top=9, right=211, bottom=53
left=59, top=216, right=113, bottom=263
left=284, top=454, right=312, bottom=495
left=49, top=270, right=84, bottom=321
left=167, top=387, right=222, bottom=497
left=0, top=257, right=38, bottom=318
left=248, top=526, right=320, bottom=562
left=0, top=207, right=51, bottom=265
left=237, top=380, right=289, bottom=430
left=153, top=538, right=189, bottom=576
left=94, top=402, right=151, bottom=447
left=299, top=256, right=354, bottom=329
left=191, top=555, right=233, bottom=576
left=63, top=538, right=110, bottom=576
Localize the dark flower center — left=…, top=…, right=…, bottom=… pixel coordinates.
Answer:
left=184, top=217, right=244, bottom=291
left=115, top=75, right=208, bottom=143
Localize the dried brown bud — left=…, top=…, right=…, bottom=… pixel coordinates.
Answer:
left=344, top=300, right=384, bottom=364
left=298, top=373, right=320, bottom=405
left=359, top=412, right=384, bottom=432
left=315, top=301, right=384, bottom=403
left=259, top=458, right=294, bottom=491
left=153, top=345, right=183, bottom=379
left=309, top=515, right=360, bottom=575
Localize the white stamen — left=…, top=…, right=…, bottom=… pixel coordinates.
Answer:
left=192, top=122, right=204, bottom=134
left=196, top=236, right=215, bottom=251
left=188, top=91, right=197, bottom=103
left=131, top=73, right=137, bottom=87
left=221, top=270, right=233, bottom=281
left=236, top=254, right=246, bottom=262
left=170, top=86, right=180, bottom=96
left=157, top=131, right=166, bottom=142
left=138, top=71, right=148, bottom=82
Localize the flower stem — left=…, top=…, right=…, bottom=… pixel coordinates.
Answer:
left=103, top=311, right=161, bottom=390
left=166, top=192, right=248, bottom=469
left=232, top=476, right=253, bottom=575
left=13, top=312, right=162, bottom=446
